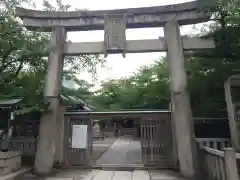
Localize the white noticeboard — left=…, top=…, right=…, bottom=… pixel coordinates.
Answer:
left=71, top=125, right=88, bottom=149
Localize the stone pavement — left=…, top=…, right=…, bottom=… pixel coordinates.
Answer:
left=94, top=136, right=142, bottom=165
left=18, top=169, right=184, bottom=180
left=91, top=138, right=117, bottom=163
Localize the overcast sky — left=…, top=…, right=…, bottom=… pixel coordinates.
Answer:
left=34, top=0, right=202, bottom=89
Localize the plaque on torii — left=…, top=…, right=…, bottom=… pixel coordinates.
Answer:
left=104, top=14, right=126, bottom=58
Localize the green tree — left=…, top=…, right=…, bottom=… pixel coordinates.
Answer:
left=91, top=59, right=170, bottom=110
left=0, top=0, right=105, bottom=114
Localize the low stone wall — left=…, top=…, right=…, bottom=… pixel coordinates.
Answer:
left=0, top=151, right=21, bottom=175
left=0, top=139, right=36, bottom=165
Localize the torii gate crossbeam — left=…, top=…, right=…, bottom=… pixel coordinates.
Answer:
left=16, top=1, right=210, bottom=31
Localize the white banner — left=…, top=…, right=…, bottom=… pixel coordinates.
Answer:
left=71, top=125, right=88, bottom=149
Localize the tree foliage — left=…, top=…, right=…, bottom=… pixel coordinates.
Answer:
left=91, top=60, right=170, bottom=110
left=0, top=0, right=105, bottom=114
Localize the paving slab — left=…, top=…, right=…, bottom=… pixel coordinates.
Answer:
left=112, top=171, right=132, bottom=180
left=91, top=138, right=117, bottom=163
left=15, top=170, right=47, bottom=180
left=92, top=170, right=114, bottom=180
left=54, top=170, right=91, bottom=178
left=16, top=169, right=186, bottom=180
left=132, top=170, right=150, bottom=180
left=149, top=170, right=181, bottom=180
left=80, top=170, right=99, bottom=180
left=95, top=137, right=142, bottom=165
left=45, top=178, right=73, bottom=180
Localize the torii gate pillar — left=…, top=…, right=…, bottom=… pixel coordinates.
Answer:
left=34, top=26, right=67, bottom=174
left=164, top=20, right=198, bottom=179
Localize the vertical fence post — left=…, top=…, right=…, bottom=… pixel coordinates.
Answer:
left=224, top=80, right=240, bottom=151
left=224, top=148, right=239, bottom=180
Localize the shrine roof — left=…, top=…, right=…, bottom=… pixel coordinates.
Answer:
left=64, top=110, right=170, bottom=119
left=0, top=99, right=22, bottom=108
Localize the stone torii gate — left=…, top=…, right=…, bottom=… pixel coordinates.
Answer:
left=16, top=1, right=215, bottom=179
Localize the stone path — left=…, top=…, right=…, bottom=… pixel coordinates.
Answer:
left=91, top=138, right=117, bottom=163
left=94, top=136, right=142, bottom=165
left=18, top=169, right=184, bottom=180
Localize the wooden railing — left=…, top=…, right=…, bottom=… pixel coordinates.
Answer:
left=0, top=138, right=36, bottom=156
left=196, top=138, right=230, bottom=150
left=199, top=146, right=239, bottom=180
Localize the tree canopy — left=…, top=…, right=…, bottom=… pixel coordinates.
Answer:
left=0, top=0, right=105, bottom=114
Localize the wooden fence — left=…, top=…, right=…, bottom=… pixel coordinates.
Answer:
left=0, top=138, right=36, bottom=156
left=140, top=117, right=172, bottom=167
left=198, top=146, right=239, bottom=180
